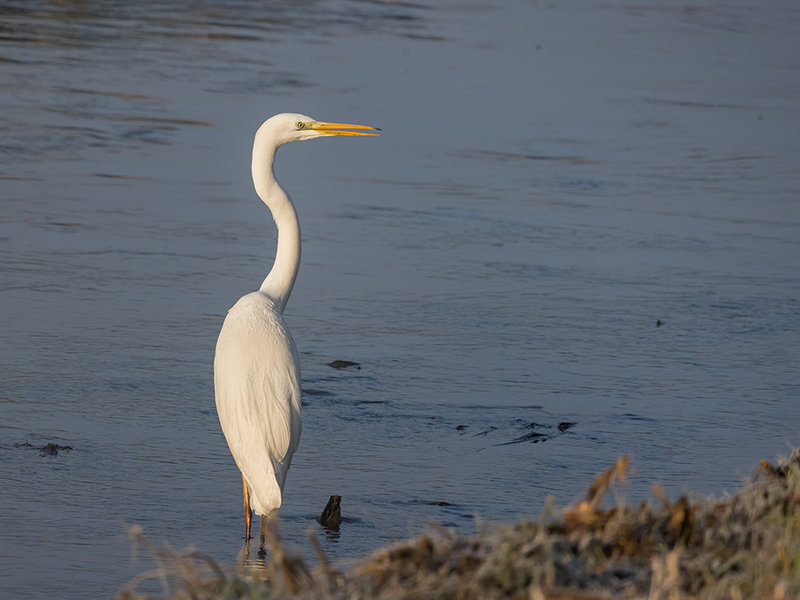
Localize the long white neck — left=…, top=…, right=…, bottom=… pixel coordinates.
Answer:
left=252, top=137, right=301, bottom=314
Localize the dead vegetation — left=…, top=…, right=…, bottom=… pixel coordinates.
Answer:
left=118, top=448, right=800, bottom=599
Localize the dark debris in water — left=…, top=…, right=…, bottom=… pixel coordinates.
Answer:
left=317, top=495, right=342, bottom=531
left=491, top=421, right=578, bottom=446
left=303, top=388, right=336, bottom=397
left=39, top=442, right=73, bottom=456
left=15, top=441, right=74, bottom=456
left=327, top=360, right=361, bottom=370
left=472, top=425, right=497, bottom=436
left=457, top=417, right=578, bottom=445
left=462, top=420, right=578, bottom=446
left=500, top=431, right=548, bottom=446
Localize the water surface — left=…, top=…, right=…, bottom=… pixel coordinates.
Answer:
left=1, top=1, right=799, bottom=597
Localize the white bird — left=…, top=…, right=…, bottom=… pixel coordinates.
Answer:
left=214, top=113, right=379, bottom=545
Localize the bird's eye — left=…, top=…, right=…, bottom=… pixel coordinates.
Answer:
left=296, top=121, right=306, bottom=130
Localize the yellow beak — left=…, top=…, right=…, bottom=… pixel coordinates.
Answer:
left=311, top=121, right=381, bottom=137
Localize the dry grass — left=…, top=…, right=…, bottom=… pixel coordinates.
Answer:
left=118, top=448, right=800, bottom=599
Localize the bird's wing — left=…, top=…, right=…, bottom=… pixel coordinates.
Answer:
left=214, top=293, right=302, bottom=513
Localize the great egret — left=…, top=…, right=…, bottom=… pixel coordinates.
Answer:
left=214, top=113, right=379, bottom=544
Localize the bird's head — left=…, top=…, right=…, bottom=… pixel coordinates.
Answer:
left=258, top=112, right=380, bottom=147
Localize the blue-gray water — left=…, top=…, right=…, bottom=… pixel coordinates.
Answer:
left=1, top=1, right=799, bottom=597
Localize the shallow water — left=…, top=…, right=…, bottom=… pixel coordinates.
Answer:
left=1, top=0, right=799, bottom=597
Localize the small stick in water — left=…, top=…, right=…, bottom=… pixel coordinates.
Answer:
left=318, top=495, right=342, bottom=530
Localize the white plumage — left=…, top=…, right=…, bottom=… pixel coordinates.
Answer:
left=213, top=113, right=378, bottom=544
left=214, top=292, right=302, bottom=515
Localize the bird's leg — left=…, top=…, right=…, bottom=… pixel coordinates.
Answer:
left=260, top=514, right=268, bottom=549
left=242, top=474, right=252, bottom=541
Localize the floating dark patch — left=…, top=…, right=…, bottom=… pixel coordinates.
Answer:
left=303, top=388, right=336, bottom=397
left=318, top=495, right=342, bottom=530
left=14, top=441, right=74, bottom=455
left=39, top=443, right=73, bottom=456
left=327, top=360, right=361, bottom=370
left=490, top=421, right=578, bottom=446
left=474, top=425, right=498, bottom=436
left=498, top=431, right=548, bottom=446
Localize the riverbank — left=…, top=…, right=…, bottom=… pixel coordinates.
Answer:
left=118, top=449, right=800, bottom=599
